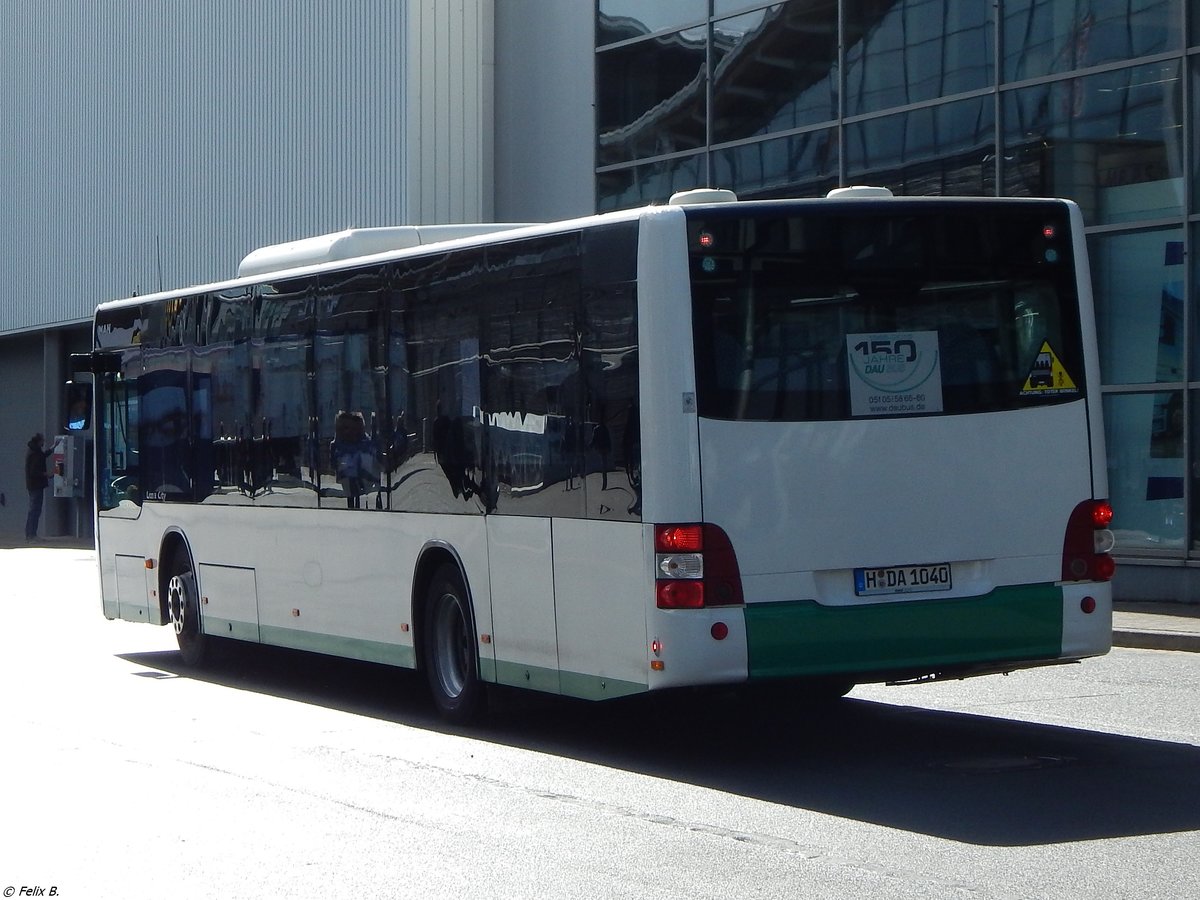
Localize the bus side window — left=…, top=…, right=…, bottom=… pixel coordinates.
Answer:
left=97, top=372, right=141, bottom=511
left=65, top=382, right=92, bottom=431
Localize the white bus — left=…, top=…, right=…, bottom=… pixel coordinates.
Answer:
left=79, top=187, right=1115, bottom=722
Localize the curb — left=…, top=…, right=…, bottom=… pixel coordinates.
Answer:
left=1112, top=630, right=1200, bottom=653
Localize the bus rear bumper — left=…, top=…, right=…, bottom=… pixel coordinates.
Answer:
left=742, top=582, right=1111, bottom=683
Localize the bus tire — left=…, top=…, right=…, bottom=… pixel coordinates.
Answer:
left=166, top=549, right=207, bottom=667
left=423, top=564, right=485, bottom=724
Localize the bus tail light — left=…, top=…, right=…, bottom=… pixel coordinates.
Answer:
left=656, top=524, right=703, bottom=552
left=655, top=523, right=744, bottom=609
left=1062, top=500, right=1115, bottom=583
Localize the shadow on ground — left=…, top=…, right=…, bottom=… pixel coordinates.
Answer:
left=121, top=639, right=1200, bottom=848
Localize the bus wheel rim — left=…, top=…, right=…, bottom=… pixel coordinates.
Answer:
left=167, top=575, right=188, bottom=636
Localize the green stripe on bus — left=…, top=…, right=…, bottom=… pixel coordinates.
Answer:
left=493, top=659, right=645, bottom=700
left=202, top=616, right=260, bottom=643
left=744, top=583, right=1064, bottom=679
left=558, top=670, right=646, bottom=701
left=258, top=625, right=416, bottom=668
left=495, top=659, right=561, bottom=693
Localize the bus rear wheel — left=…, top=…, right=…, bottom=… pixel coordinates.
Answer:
left=166, top=552, right=207, bottom=667
left=423, top=564, right=485, bottom=724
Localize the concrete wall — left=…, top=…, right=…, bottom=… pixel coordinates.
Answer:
left=494, top=0, right=595, bottom=222
left=0, top=334, right=44, bottom=538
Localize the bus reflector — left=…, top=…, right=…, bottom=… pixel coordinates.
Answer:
left=655, top=523, right=744, bottom=608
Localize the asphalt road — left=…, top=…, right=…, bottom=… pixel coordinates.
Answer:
left=1, top=547, right=1197, bottom=899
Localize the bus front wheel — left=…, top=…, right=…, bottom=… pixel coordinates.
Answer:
left=423, top=564, right=485, bottom=724
left=166, top=552, right=207, bottom=667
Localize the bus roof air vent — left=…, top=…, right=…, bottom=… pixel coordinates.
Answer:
left=237, top=223, right=532, bottom=277
left=826, top=186, right=895, bottom=199
left=668, top=188, right=739, bottom=206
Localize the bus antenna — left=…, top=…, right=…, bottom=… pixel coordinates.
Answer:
left=156, top=235, right=165, bottom=291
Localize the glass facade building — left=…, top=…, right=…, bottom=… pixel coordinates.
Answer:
left=595, top=0, right=1200, bottom=587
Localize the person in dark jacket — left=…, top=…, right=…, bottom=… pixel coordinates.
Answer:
left=24, top=434, right=52, bottom=541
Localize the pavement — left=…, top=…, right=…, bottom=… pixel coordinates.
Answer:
left=1113, top=601, right=1200, bottom=653
left=3, top=532, right=1199, bottom=652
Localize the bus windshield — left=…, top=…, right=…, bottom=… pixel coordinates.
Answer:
left=687, top=202, right=1085, bottom=421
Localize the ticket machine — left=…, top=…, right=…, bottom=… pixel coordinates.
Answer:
left=52, top=434, right=86, bottom=499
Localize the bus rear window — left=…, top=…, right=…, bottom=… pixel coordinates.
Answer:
left=688, top=203, right=1086, bottom=421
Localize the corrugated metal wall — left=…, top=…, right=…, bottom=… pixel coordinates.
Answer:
left=0, top=0, right=495, bottom=337
left=405, top=0, right=494, bottom=226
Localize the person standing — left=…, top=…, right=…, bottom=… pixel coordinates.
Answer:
left=24, top=433, right=52, bottom=541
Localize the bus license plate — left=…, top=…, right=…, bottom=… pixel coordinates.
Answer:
left=854, top=563, right=952, bottom=596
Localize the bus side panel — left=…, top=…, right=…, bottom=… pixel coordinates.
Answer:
left=635, top=207, right=703, bottom=525
left=198, top=563, right=261, bottom=642
left=114, top=553, right=153, bottom=624
left=632, top=208, right=755, bottom=691
left=646, top=606, right=751, bottom=690
left=1067, top=200, right=1109, bottom=500
left=1061, top=581, right=1113, bottom=659
left=487, top=515, right=560, bottom=693
left=247, top=508, right=490, bottom=670
left=552, top=518, right=648, bottom=699
left=99, top=549, right=120, bottom=620
left=109, top=504, right=493, bottom=672
left=97, top=515, right=163, bottom=624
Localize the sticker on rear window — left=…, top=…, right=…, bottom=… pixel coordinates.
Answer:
left=846, top=331, right=943, bottom=417
left=1020, top=341, right=1079, bottom=396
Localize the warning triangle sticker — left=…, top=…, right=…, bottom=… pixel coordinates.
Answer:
left=1021, top=341, right=1079, bottom=396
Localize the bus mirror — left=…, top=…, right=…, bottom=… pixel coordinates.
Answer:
left=70, top=350, right=122, bottom=375
left=69, top=352, right=93, bottom=376
left=64, top=381, right=92, bottom=432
